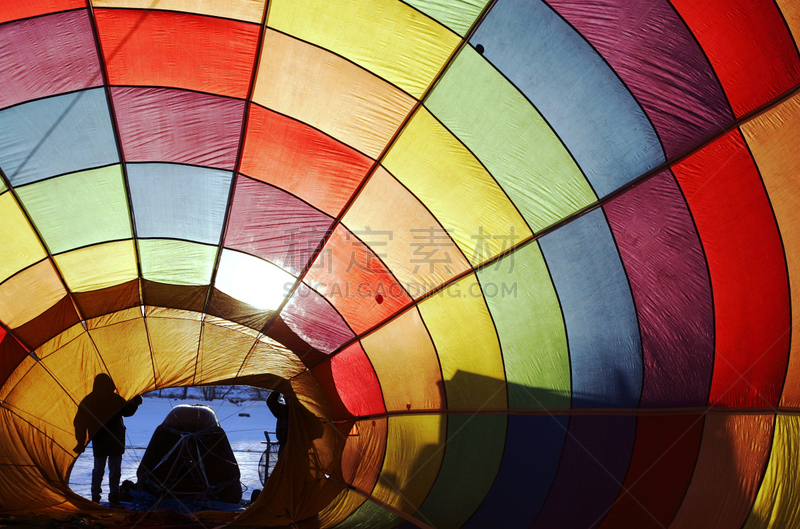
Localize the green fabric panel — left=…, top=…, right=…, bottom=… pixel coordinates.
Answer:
left=426, top=46, right=597, bottom=232
left=334, top=499, right=402, bottom=529
left=138, top=239, right=217, bottom=286
left=15, top=165, right=132, bottom=254
left=478, top=241, right=571, bottom=409
left=403, top=0, right=490, bottom=37
left=0, top=180, right=6, bottom=193
left=411, top=414, right=506, bottom=528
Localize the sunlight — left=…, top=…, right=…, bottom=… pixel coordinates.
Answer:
left=214, top=249, right=296, bottom=311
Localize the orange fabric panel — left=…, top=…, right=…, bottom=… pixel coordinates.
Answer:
left=0, top=259, right=66, bottom=329
left=360, top=307, right=443, bottom=413
left=342, top=166, right=471, bottom=299
left=252, top=30, right=415, bottom=159
left=305, top=224, right=413, bottom=335
left=740, top=94, right=800, bottom=406
left=318, top=417, right=388, bottom=527
left=240, top=104, right=374, bottom=217
left=94, top=9, right=260, bottom=98
left=669, top=413, right=774, bottom=529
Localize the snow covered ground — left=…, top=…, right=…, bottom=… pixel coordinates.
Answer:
left=68, top=392, right=277, bottom=505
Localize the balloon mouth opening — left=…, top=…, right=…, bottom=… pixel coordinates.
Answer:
left=0, top=306, right=346, bottom=523
left=64, top=374, right=342, bottom=524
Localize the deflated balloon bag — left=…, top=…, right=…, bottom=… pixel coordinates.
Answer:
left=135, top=404, right=241, bottom=504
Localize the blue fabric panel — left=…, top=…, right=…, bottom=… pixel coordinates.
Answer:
left=127, top=163, right=233, bottom=244
left=0, top=88, right=118, bottom=186
left=471, top=0, right=664, bottom=197
left=538, top=209, right=643, bottom=408
left=462, top=415, right=568, bottom=529
left=530, top=416, right=637, bottom=529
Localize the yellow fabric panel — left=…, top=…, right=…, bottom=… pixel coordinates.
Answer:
left=138, top=239, right=217, bottom=285
left=144, top=307, right=202, bottom=388
left=238, top=335, right=307, bottom=379
left=371, top=414, right=444, bottom=516
left=3, top=358, right=98, bottom=457
left=196, top=315, right=263, bottom=384
left=744, top=414, right=800, bottom=528
left=777, top=0, right=800, bottom=47
left=91, top=0, right=266, bottom=23
left=0, top=259, right=66, bottom=329
left=53, top=240, right=138, bottom=293
left=36, top=322, right=85, bottom=360
left=383, top=107, right=532, bottom=266
left=417, top=273, right=506, bottom=410
left=342, top=166, right=471, bottom=298
left=196, top=315, right=305, bottom=384
left=86, top=306, right=141, bottom=330
left=89, top=312, right=157, bottom=398
left=0, top=354, right=35, bottom=403
left=669, top=413, right=774, bottom=529
left=253, top=30, right=416, bottom=159
left=0, top=408, right=77, bottom=514
left=360, top=307, right=443, bottom=412
left=38, top=332, right=106, bottom=404
left=267, top=0, right=460, bottom=99
left=0, top=192, right=47, bottom=283
left=740, top=94, right=800, bottom=406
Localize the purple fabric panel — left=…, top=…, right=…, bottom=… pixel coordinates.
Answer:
left=545, top=0, right=734, bottom=158
left=529, top=416, right=636, bottom=529
left=0, top=10, right=102, bottom=110
left=224, top=176, right=335, bottom=276
left=604, top=171, right=714, bottom=407
left=281, top=282, right=355, bottom=354
left=111, top=87, right=245, bottom=170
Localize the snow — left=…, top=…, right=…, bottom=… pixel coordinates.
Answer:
left=68, top=393, right=277, bottom=505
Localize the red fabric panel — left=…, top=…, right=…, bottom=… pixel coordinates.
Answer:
left=0, top=329, right=28, bottom=387
left=598, top=415, right=705, bottom=528
left=13, top=296, right=81, bottom=350
left=0, top=10, right=102, bottom=110
left=281, top=283, right=355, bottom=355
left=225, top=176, right=335, bottom=276
left=240, top=105, right=373, bottom=217
left=328, top=342, right=385, bottom=417
left=671, top=0, right=800, bottom=116
left=0, top=0, right=83, bottom=24
left=112, top=87, right=245, bottom=170
left=672, top=130, right=790, bottom=407
left=305, top=225, right=412, bottom=335
left=94, top=9, right=260, bottom=99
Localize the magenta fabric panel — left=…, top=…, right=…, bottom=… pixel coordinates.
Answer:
left=545, top=0, right=734, bottom=158
left=0, top=10, right=102, bottom=110
left=111, top=87, right=245, bottom=170
left=281, top=282, right=355, bottom=355
left=604, top=171, right=714, bottom=407
left=224, top=176, right=336, bottom=276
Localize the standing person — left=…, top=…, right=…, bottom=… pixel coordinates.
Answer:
left=73, top=374, right=143, bottom=508
left=266, top=391, right=289, bottom=455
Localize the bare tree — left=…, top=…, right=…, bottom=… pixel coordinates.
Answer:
left=201, top=385, right=216, bottom=401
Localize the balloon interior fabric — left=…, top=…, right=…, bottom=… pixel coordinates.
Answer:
left=1, top=1, right=800, bottom=527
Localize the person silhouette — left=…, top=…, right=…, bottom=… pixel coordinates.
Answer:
left=266, top=391, right=289, bottom=455
left=73, top=374, right=142, bottom=507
